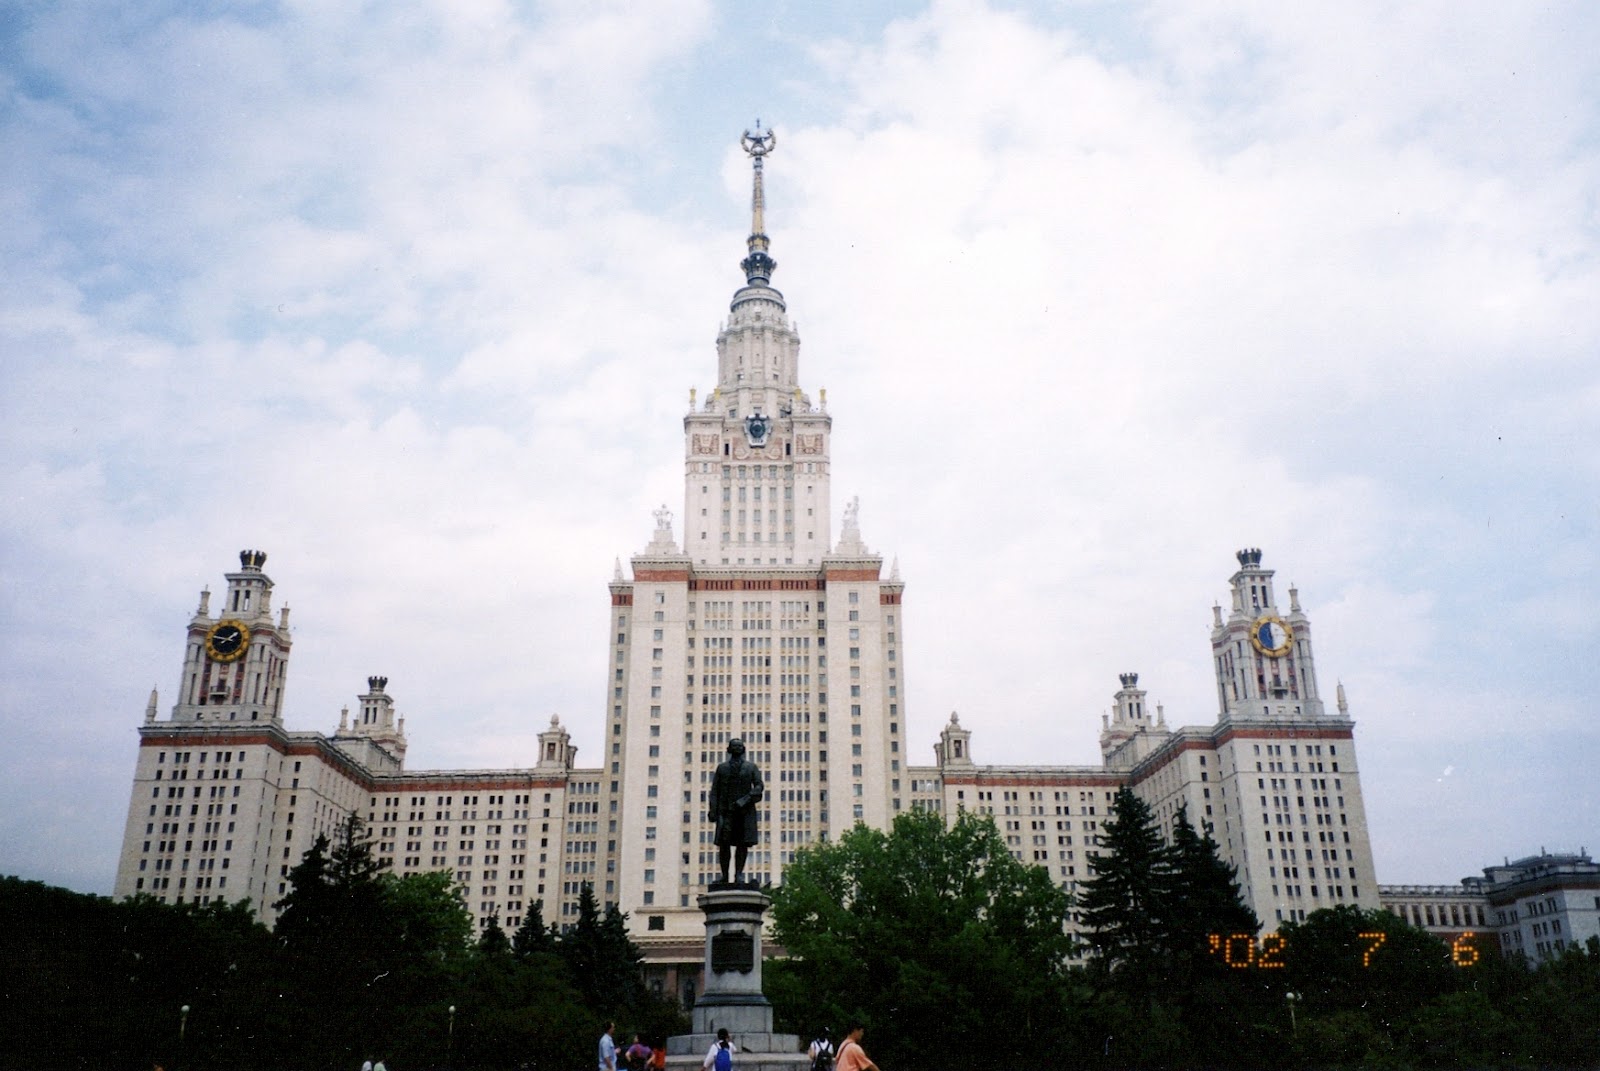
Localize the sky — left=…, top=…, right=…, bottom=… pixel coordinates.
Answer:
left=2, top=0, right=1597, bottom=897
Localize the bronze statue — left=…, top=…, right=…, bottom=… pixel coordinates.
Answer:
left=708, top=738, right=764, bottom=884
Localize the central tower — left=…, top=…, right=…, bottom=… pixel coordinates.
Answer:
left=608, top=129, right=909, bottom=944
left=682, top=125, right=832, bottom=566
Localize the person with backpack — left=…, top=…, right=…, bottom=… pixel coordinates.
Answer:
left=702, top=1027, right=737, bottom=1071
left=808, top=1027, right=835, bottom=1071
left=835, top=1022, right=879, bottom=1071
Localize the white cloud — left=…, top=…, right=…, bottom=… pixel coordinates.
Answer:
left=1, top=0, right=1596, bottom=893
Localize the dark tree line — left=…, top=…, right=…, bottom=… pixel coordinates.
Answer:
left=765, top=792, right=1600, bottom=1071
left=0, top=818, right=683, bottom=1071
left=8, top=801, right=1598, bottom=1071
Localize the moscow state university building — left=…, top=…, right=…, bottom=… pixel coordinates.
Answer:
left=114, top=133, right=1380, bottom=988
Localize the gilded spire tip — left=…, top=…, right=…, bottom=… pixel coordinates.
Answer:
left=740, top=123, right=777, bottom=285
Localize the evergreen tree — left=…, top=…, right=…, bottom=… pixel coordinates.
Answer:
left=479, top=913, right=512, bottom=956
left=329, top=813, right=385, bottom=888
left=596, top=902, right=647, bottom=1011
left=1078, top=786, right=1174, bottom=982
left=272, top=832, right=333, bottom=942
left=273, top=817, right=385, bottom=947
left=558, top=882, right=602, bottom=989
left=557, top=885, right=649, bottom=1015
left=1166, top=803, right=1258, bottom=955
left=1161, top=805, right=1272, bottom=1069
left=514, top=898, right=555, bottom=956
left=270, top=817, right=392, bottom=1067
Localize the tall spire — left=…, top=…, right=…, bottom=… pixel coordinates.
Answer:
left=739, top=122, right=777, bottom=285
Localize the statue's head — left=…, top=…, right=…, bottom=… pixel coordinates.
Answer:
left=727, top=738, right=745, bottom=757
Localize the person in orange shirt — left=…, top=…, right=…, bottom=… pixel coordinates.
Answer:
left=834, top=1022, right=880, bottom=1071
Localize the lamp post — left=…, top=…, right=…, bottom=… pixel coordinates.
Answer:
left=1285, top=992, right=1300, bottom=1037
left=448, top=1004, right=456, bottom=1067
left=179, top=1004, right=190, bottom=1042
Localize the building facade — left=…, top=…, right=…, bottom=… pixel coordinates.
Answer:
left=1379, top=851, right=1600, bottom=965
left=115, top=132, right=1384, bottom=980
left=1379, top=882, right=1491, bottom=942
left=913, top=547, right=1383, bottom=938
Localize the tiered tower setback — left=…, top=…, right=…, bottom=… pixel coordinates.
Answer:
left=683, top=125, right=832, bottom=568
left=608, top=128, right=908, bottom=954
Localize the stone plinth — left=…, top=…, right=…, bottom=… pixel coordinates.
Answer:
left=667, top=886, right=806, bottom=1071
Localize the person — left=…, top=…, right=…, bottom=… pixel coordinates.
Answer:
left=808, top=1027, right=835, bottom=1071
left=599, top=1021, right=618, bottom=1071
left=702, top=1027, right=737, bottom=1071
left=372, top=1060, right=387, bottom=1071
left=362, top=1062, right=374, bottom=1071
left=708, top=739, right=764, bottom=883
left=625, top=1033, right=652, bottom=1071
left=650, top=1037, right=668, bottom=1071
left=835, top=1022, right=879, bottom=1071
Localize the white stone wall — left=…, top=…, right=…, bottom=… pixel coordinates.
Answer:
left=615, top=574, right=694, bottom=927
left=1483, top=854, right=1600, bottom=964
left=1209, top=728, right=1380, bottom=928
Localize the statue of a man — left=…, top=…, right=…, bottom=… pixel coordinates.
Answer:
left=708, top=738, right=764, bottom=884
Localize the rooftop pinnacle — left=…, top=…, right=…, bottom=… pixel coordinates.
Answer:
left=739, top=123, right=777, bottom=285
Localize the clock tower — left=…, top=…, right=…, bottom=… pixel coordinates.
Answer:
left=169, top=549, right=292, bottom=725
left=1211, top=548, right=1324, bottom=719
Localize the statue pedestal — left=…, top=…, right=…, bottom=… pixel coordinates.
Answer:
left=667, top=886, right=807, bottom=1071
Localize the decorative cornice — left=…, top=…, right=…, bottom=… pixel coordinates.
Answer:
left=823, top=566, right=881, bottom=581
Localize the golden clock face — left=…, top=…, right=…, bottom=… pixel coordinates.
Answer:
left=205, top=619, right=250, bottom=663
left=1248, top=614, right=1293, bottom=657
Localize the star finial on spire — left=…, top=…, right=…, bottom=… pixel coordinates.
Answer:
left=739, top=122, right=777, bottom=285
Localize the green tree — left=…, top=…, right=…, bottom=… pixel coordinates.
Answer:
left=383, top=868, right=473, bottom=961
left=1077, top=786, right=1173, bottom=984
left=479, top=913, right=512, bottom=956
left=557, top=883, right=603, bottom=995
left=557, top=884, right=647, bottom=1015
left=1404, top=988, right=1521, bottom=1069
left=1161, top=805, right=1272, bottom=1067
left=598, top=901, right=648, bottom=1011
left=1280, top=905, right=1460, bottom=1028
left=768, top=809, right=1076, bottom=1071
left=1166, top=803, right=1258, bottom=946
left=330, top=812, right=386, bottom=887
left=374, top=871, right=476, bottom=1068
left=0, top=877, right=275, bottom=1071
left=270, top=817, right=400, bottom=1067
left=452, top=932, right=594, bottom=1071
left=1503, top=937, right=1600, bottom=1068
left=272, top=831, right=334, bottom=942
left=514, top=898, right=555, bottom=956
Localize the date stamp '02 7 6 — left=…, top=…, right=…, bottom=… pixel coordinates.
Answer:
left=1205, top=931, right=1482, bottom=969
